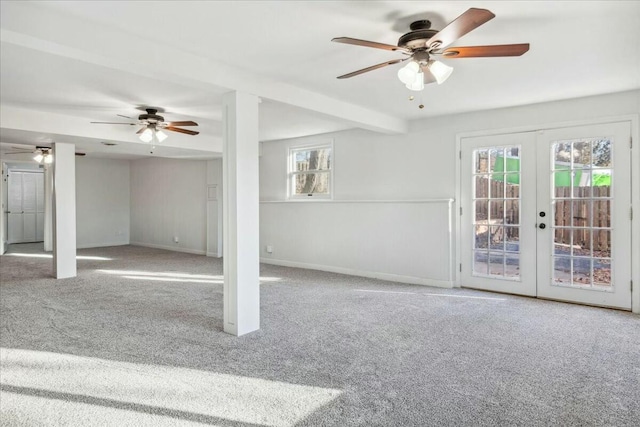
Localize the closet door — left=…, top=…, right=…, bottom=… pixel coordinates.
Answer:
left=21, top=172, right=38, bottom=242
left=7, top=171, right=45, bottom=244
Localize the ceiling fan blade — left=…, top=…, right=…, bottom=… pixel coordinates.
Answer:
left=136, top=127, right=147, bottom=134
left=165, top=121, right=198, bottom=127
left=4, top=151, right=33, bottom=155
left=438, top=43, right=530, bottom=58
left=117, top=114, right=134, bottom=119
left=420, top=65, right=437, bottom=85
left=337, top=58, right=408, bottom=79
left=75, top=152, right=86, bottom=156
left=164, top=127, right=199, bottom=136
left=332, top=37, right=405, bottom=52
left=90, top=121, right=136, bottom=125
left=426, top=8, right=495, bottom=50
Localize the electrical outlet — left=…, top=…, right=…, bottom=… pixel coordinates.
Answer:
left=266, top=245, right=273, bottom=253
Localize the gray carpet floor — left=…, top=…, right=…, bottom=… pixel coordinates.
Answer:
left=1, top=243, right=639, bottom=426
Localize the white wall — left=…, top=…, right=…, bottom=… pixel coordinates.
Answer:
left=130, top=157, right=207, bottom=254
left=76, top=157, right=130, bottom=248
left=259, top=90, right=640, bottom=288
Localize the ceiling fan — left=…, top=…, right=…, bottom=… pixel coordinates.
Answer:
left=3, top=146, right=86, bottom=163
left=91, top=108, right=199, bottom=142
left=332, top=8, right=529, bottom=90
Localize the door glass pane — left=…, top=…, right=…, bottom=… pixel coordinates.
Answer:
left=571, top=200, right=591, bottom=227
left=593, top=259, right=612, bottom=287
left=592, top=140, right=612, bottom=167
left=551, top=137, right=613, bottom=290
left=488, top=252, right=505, bottom=276
left=505, top=200, right=519, bottom=225
left=572, top=170, right=592, bottom=198
left=475, top=225, right=489, bottom=249
left=474, top=200, right=488, bottom=222
left=554, top=200, right=571, bottom=227
left=472, top=146, right=521, bottom=279
left=476, top=149, right=489, bottom=173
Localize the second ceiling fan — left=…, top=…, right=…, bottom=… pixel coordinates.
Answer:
left=332, top=8, right=529, bottom=90
left=91, top=108, right=199, bottom=142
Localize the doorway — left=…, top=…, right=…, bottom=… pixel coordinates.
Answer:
left=460, top=122, right=632, bottom=310
left=7, top=169, right=45, bottom=244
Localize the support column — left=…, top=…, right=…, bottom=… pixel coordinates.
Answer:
left=222, top=91, right=260, bottom=336
left=43, top=164, right=53, bottom=252
left=52, top=143, right=77, bottom=279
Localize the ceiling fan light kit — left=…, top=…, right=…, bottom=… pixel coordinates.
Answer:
left=33, top=148, right=53, bottom=164
left=427, top=60, right=454, bottom=84
left=332, top=7, right=529, bottom=92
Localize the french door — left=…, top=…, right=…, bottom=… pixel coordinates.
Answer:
left=460, top=122, right=632, bottom=310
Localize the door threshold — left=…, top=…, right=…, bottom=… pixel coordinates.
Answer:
left=461, top=286, right=631, bottom=311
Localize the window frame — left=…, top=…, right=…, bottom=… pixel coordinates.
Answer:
left=287, top=141, right=333, bottom=200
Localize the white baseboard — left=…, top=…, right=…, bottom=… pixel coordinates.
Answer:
left=77, top=242, right=129, bottom=249
left=131, top=241, right=206, bottom=255
left=206, top=251, right=222, bottom=258
left=260, top=257, right=453, bottom=288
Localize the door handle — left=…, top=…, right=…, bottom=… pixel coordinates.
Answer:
left=539, top=223, right=546, bottom=229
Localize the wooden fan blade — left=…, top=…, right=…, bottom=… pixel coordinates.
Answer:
left=165, top=121, right=198, bottom=127
left=426, top=8, right=495, bottom=50
left=136, top=127, right=147, bottom=134
left=420, top=65, right=437, bottom=85
left=117, top=114, right=134, bottom=119
left=90, top=121, right=136, bottom=125
left=332, top=37, right=405, bottom=52
left=165, top=127, right=199, bottom=136
left=438, top=43, right=530, bottom=58
left=4, top=151, right=32, bottom=155
left=337, top=58, right=408, bottom=79
left=75, top=152, right=86, bottom=156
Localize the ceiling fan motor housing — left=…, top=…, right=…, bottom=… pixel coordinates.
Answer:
left=138, top=108, right=165, bottom=124
left=398, top=20, right=439, bottom=50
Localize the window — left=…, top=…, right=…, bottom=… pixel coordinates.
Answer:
left=288, top=143, right=332, bottom=199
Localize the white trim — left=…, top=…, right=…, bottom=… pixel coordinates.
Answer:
left=260, top=257, right=454, bottom=289
left=206, top=251, right=222, bottom=258
left=77, top=242, right=128, bottom=249
left=455, top=113, right=640, bottom=314
left=7, top=168, right=43, bottom=174
left=630, top=114, right=640, bottom=314
left=130, top=241, right=205, bottom=255
left=261, top=199, right=454, bottom=204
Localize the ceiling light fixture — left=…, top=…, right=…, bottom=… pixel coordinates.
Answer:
left=138, top=125, right=168, bottom=143
left=156, top=129, right=168, bottom=143
left=139, top=127, right=154, bottom=143
left=427, top=60, right=454, bottom=84
left=33, top=148, right=53, bottom=164
left=397, top=57, right=453, bottom=90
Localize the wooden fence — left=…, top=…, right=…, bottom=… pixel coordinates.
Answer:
left=475, top=177, right=611, bottom=251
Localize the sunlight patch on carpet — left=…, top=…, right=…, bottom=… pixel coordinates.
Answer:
left=0, top=348, right=341, bottom=427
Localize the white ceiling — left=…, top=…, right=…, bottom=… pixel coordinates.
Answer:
left=1, top=1, right=639, bottom=159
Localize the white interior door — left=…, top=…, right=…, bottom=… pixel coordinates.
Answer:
left=460, top=121, right=632, bottom=310
left=7, top=171, right=24, bottom=243
left=7, top=170, right=45, bottom=244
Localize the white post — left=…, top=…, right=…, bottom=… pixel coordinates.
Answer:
left=222, top=91, right=260, bottom=336
left=52, top=143, right=77, bottom=279
left=43, top=164, right=53, bottom=252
